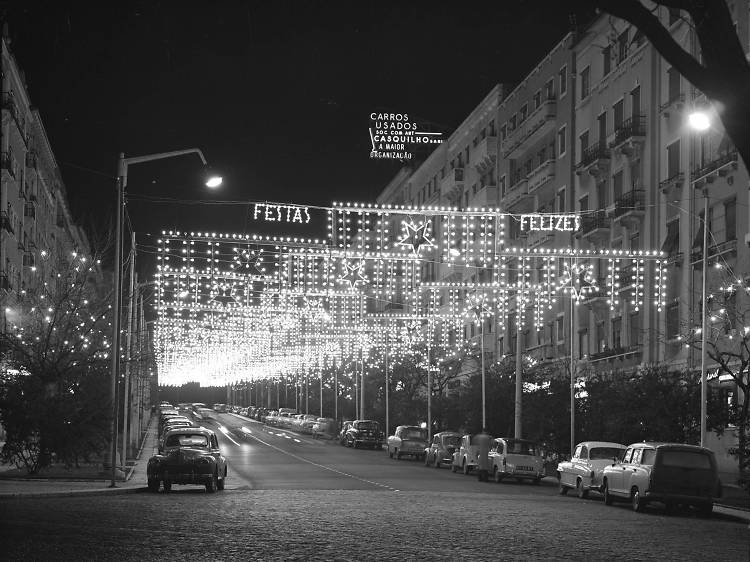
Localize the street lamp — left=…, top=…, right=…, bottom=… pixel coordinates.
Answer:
left=467, top=292, right=492, bottom=432
left=688, top=110, right=710, bottom=448
left=109, top=148, right=221, bottom=487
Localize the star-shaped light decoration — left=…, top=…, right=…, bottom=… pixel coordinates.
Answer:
left=232, top=246, right=265, bottom=274
left=396, top=218, right=435, bottom=256
left=338, top=260, right=368, bottom=290
left=465, top=292, right=493, bottom=322
left=401, top=320, right=422, bottom=345
left=557, top=261, right=599, bottom=302
left=211, top=281, right=238, bottom=306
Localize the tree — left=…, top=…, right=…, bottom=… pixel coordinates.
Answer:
left=590, top=0, right=750, bottom=170
left=0, top=252, right=111, bottom=473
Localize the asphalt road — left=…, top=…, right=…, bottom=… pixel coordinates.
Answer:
left=1, top=413, right=748, bottom=561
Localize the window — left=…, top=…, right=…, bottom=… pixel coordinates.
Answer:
left=559, top=65, right=567, bottom=96
left=557, top=187, right=566, bottom=213
left=579, top=130, right=590, bottom=154
left=509, top=115, right=517, bottom=131
left=612, top=317, right=622, bottom=349
left=489, top=120, right=496, bottom=136
left=597, top=180, right=607, bottom=208
left=578, top=328, right=588, bottom=359
left=580, top=66, right=590, bottom=99
left=558, top=126, right=567, bottom=156
left=597, top=111, right=607, bottom=145
left=499, top=175, right=507, bottom=198
left=667, top=140, right=681, bottom=178
left=631, top=86, right=641, bottom=118
left=630, top=311, right=641, bottom=345
left=613, top=170, right=623, bottom=202
left=617, top=29, right=629, bottom=63
left=602, top=45, right=611, bottom=76
left=533, top=90, right=541, bottom=109
left=725, top=198, right=736, bottom=241
left=630, top=231, right=640, bottom=250
left=667, top=67, right=681, bottom=102
left=666, top=301, right=679, bottom=339
left=579, top=194, right=589, bottom=213
left=596, top=321, right=607, bottom=352
left=613, top=99, right=624, bottom=129
left=556, top=316, right=565, bottom=343
left=519, top=103, right=528, bottom=123
left=545, top=79, right=554, bottom=100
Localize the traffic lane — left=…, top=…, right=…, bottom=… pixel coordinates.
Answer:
left=202, top=416, right=395, bottom=491
left=215, top=415, right=558, bottom=496
left=2, top=490, right=747, bottom=561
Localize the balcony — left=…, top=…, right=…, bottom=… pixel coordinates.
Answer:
left=25, top=150, right=37, bottom=169
left=1, top=151, right=17, bottom=178
left=691, top=149, right=739, bottom=189
left=609, top=115, right=646, bottom=157
left=575, top=142, right=610, bottom=177
left=501, top=97, right=557, bottom=158
left=0, top=272, right=11, bottom=292
left=692, top=238, right=738, bottom=267
left=469, top=185, right=498, bottom=209
left=473, top=136, right=497, bottom=175
left=578, top=211, right=611, bottom=244
left=659, top=93, right=685, bottom=118
left=441, top=167, right=465, bottom=204
left=587, top=345, right=642, bottom=364
left=659, top=172, right=684, bottom=194
left=618, top=264, right=638, bottom=290
left=24, top=202, right=36, bottom=219
left=0, top=210, right=13, bottom=234
left=527, top=158, right=556, bottom=197
left=613, top=189, right=645, bottom=228
left=22, top=252, right=35, bottom=268
left=581, top=278, right=609, bottom=306
left=525, top=229, right=555, bottom=248
left=2, top=92, right=27, bottom=145
left=502, top=177, right=533, bottom=212
left=665, top=252, right=683, bottom=267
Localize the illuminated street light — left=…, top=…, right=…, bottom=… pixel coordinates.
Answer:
left=688, top=111, right=711, bottom=132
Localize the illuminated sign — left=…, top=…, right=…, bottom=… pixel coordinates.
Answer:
left=519, top=214, right=581, bottom=232
left=253, top=203, right=311, bottom=224
left=369, top=112, right=443, bottom=160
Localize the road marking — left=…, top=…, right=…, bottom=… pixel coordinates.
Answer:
left=217, top=425, right=241, bottom=446
left=246, top=432, right=398, bottom=492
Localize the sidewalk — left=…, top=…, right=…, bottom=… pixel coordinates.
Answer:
left=0, top=416, right=158, bottom=499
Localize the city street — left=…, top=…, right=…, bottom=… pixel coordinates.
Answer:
left=1, top=413, right=748, bottom=561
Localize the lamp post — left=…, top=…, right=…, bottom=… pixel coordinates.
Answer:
left=468, top=292, right=492, bottom=432
left=688, top=110, right=710, bottom=448
left=109, top=149, right=221, bottom=488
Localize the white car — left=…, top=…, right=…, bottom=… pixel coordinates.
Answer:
left=451, top=434, right=492, bottom=475
left=557, top=441, right=627, bottom=498
left=488, top=437, right=544, bottom=484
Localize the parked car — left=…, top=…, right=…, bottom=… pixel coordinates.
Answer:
left=298, top=414, right=318, bottom=434
left=147, top=427, right=227, bottom=493
left=601, top=442, right=721, bottom=515
left=312, top=417, right=337, bottom=439
left=488, top=437, right=544, bottom=484
left=387, top=425, right=428, bottom=460
left=424, top=431, right=462, bottom=468
left=557, top=441, right=627, bottom=498
left=344, top=420, right=383, bottom=449
left=451, top=434, right=493, bottom=475
left=338, top=420, right=354, bottom=445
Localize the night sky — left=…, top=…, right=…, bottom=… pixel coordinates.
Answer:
left=5, top=0, right=593, bottom=272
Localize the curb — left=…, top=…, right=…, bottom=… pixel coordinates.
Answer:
left=0, top=485, right=147, bottom=500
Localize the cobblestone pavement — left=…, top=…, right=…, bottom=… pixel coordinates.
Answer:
left=1, top=488, right=748, bottom=561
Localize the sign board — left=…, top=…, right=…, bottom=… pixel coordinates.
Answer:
left=369, top=112, right=443, bottom=160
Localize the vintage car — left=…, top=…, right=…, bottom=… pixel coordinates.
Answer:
left=487, top=437, right=543, bottom=483
left=157, top=419, right=196, bottom=452
left=387, top=425, right=428, bottom=461
left=601, top=442, right=721, bottom=514
left=424, top=431, right=461, bottom=468
left=147, top=427, right=227, bottom=493
left=344, top=420, right=383, bottom=449
left=557, top=441, right=627, bottom=498
left=451, top=434, right=493, bottom=474
left=311, top=417, right=337, bottom=439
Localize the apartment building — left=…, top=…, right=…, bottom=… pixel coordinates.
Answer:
left=1, top=36, right=92, bottom=312
left=374, top=4, right=750, bottom=408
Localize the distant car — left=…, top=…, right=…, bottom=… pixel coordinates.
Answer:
left=147, top=427, right=227, bottom=493
left=488, top=437, right=544, bottom=484
left=557, top=441, right=627, bottom=498
left=451, top=434, right=493, bottom=475
left=213, top=403, right=227, bottom=413
left=424, top=431, right=462, bottom=468
left=344, top=420, right=383, bottom=449
left=387, top=425, right=428, bottom=460
left=601, top=442, right=721, bottom=515
left=312, top=417, right=337, bottom=439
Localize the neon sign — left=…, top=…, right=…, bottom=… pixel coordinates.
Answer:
left=368, top=112, right=443, bottom=160
left=252, top=203, right=311, bottom=224
left=519, top=214, right=581, bottom=232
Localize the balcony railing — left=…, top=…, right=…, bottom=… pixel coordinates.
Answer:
left=609, top=115, right=646, bottom=156
left=0, top=210, right=13, bottom=234
left=579, top=211, right=611, bottom=236
left=613, top=189, right=645, bottom=218
left=659, top=172, right=684, bottom=194
left=575, top=141, right=610, bottom=176
left=501, top=96, right=556, bottom=158
left=659, top=93, right=685, bottom=115
left=691, top=149, right=739, bottom=188
left=1, top=151, right=16, bottom=178
left=473, top=136, right=497, bottom=174
left=441, top=167, right=465, bottom=202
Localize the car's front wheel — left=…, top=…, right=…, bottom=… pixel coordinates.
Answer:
left=576, top=479, right=589, bottom=499
left=631, top=487, right=645, bottom=512
left=217, top=469, right=226, bottom=491
left=206, top=472, right=219, bottom=493
left=603, top=480, right=613, bottom=505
